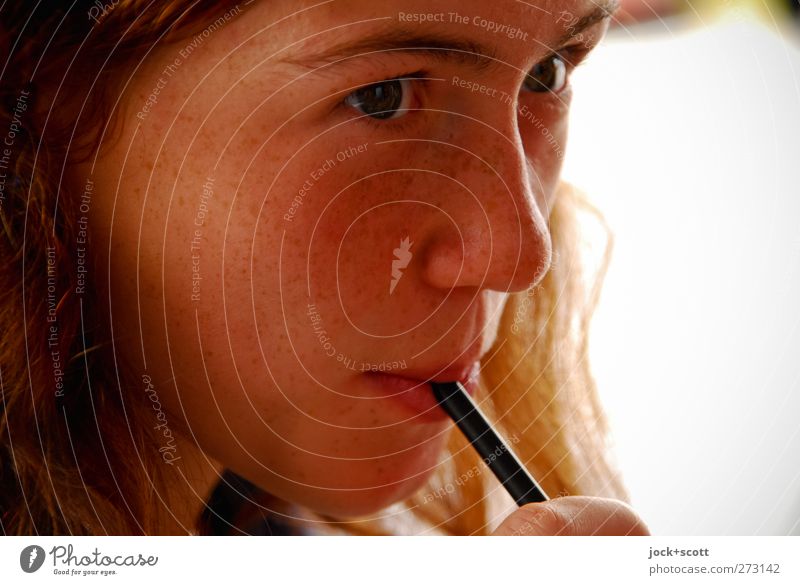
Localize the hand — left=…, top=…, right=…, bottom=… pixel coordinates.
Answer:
left=491, top=496, right=650, bottom=536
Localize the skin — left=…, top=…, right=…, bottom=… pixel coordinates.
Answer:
left=70, top=0, right=648, bottom=534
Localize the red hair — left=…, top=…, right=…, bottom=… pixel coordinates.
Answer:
left=0, top=1, right=627, bottom=535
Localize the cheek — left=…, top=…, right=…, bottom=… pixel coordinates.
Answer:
left=218, top=133, right=423, bottom=410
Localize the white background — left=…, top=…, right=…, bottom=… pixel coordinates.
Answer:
left=564, top=14, right=800, bottom=534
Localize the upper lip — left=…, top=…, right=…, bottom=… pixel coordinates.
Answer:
left=387, top=357, right=482, bottom=385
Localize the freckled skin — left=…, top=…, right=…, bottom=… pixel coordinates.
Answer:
left=73, top=0, right=610, bottom=518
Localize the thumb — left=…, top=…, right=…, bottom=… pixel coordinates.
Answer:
left=491, top=496, right=650, bottom=536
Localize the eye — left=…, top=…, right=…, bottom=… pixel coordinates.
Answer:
left=343, top=78, right=414, bottom=120
left=523, top=54, right=568, bottom=94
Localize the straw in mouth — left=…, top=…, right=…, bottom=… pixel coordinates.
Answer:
left=430, top=381, right=549, bottom=506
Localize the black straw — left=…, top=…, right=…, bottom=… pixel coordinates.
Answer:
left=430, top=381, right=549, bottom=506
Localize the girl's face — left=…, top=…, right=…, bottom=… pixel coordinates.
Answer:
left=75, top=0, right=611, bottom=517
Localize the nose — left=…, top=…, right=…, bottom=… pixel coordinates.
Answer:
left=420, top=116, right=553, bottom=293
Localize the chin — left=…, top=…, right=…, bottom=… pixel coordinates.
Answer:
left=297, top=465, right=438, bottom=520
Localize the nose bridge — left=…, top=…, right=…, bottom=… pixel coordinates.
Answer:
left=420, top=116, right=552, bottom=293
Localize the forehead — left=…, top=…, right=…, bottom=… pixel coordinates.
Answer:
left=231, top=0, right=614, bottom=56
left=306, top=0, right=608, bottom=23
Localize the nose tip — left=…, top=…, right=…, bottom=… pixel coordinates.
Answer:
left=421, top=196, right=552, bottom=293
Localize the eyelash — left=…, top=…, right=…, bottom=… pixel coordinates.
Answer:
left=340, top=71, right=430, bottom=131
left=558, top=44, right=594, bottom=74
left=539, top=45, right=591, bottom=90
left=341, top=44, right=591, bottom=130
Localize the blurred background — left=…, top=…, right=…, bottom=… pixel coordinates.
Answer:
left=561, top=0, right=800, bottom=534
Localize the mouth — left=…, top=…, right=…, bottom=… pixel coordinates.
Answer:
left=362, top=361, right=481, bottom=423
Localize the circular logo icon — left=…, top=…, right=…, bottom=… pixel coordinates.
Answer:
left=19, top=545, right=45, bottom=573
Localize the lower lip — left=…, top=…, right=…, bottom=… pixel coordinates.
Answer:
left=363, top=371, right=478, bottom=423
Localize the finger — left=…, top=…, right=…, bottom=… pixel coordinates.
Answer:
left=491, top=496, right=650, bottom=536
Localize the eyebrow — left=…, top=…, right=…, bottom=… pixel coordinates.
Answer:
left=552, top=0, right=620, bottom=46
left=288, top=1, right=619, bottom=71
